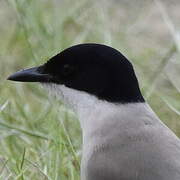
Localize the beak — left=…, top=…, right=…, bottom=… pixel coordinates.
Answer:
left=7, top=66, right=52, bottom=82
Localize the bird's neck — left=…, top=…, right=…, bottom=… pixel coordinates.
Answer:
left=42, top=83, right=107, bottom=127
left=42, top=83, right=157, bottom=137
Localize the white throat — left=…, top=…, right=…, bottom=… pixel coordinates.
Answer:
left=41, top=83, right=118, bottom=128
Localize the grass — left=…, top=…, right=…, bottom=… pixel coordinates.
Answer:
left=0, top=0, right=180, bottom=179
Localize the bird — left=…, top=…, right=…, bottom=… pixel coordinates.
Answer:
left=8, top=43, right=180, bottom=180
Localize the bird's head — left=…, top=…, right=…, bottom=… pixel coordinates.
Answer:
left=8, top=43, right=144, bottom=111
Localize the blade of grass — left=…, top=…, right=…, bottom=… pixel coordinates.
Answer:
left=12, top=0, right=38, bottom=63
left=25, top=159, right=50, bottom=180
left=161, top=97, right=180, bottom=116
left=58, top=111, right=80, bottom=170
left=154, top=0, right=180, bottom=51
left=0, top=121, right=51, bottom=141
left=0, top=101, right=9, bottom=112
left=0, top=159, right=9, bottom=176
left=145, top=45, right=176, bottom=99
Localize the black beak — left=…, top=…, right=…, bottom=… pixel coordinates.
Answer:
left=7, top=66, right=52, bottom=82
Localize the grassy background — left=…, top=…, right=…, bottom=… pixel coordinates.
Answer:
left=0, top=0, right=180, bottom=179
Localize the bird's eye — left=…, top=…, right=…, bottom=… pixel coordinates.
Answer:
left=61, top=64, right=75, bottom=77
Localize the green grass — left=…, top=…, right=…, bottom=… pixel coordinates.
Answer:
left=0, top=0, right=180, bottom=179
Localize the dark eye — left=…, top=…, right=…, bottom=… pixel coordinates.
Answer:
left=61, top=64, right=75, bottom=77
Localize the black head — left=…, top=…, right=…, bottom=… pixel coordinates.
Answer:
left=8, top=43, right=145, bottom=103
